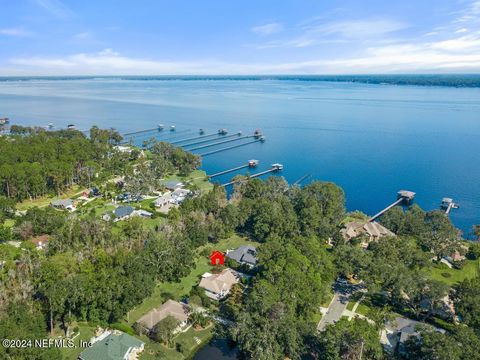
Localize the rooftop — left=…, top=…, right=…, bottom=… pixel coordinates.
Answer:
left=79, top=331, right=144, bottom=360
left=136, top=299, right=189, bottom=331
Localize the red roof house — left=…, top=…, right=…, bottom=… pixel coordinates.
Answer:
left=210, top=251, right=225, bottom=266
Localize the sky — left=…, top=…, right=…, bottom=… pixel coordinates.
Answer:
left=0, top=0, right=480, bottom=75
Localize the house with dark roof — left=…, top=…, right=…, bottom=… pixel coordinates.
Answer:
left=161, top=180, right=184, bottom=191
left=226, top=245, right=258, bottom=267
left=51, top=199, right=74, bottom=211
left=114, top=206, right=134, bottom=222
left=78, top=330, right=144, bottom=360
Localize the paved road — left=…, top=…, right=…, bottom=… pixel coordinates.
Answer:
left=317, top=280, right=364, bottom=331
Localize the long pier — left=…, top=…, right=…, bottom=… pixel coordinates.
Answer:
left=208, top=160, right=259, bottom=179
left=221, top=164, right=283, bottom=187
left=180, top=132, right=242, bottom=147
left=199, top=138, right=264, bottom=157
left=186, top=135, right=253, bottom=151
left=293, top=173, right=311, bottom=186
left=122, top=126, right=163, bottom=137
left=120, top=129, right=192, bottom=144
left=170, top=132, right=219, bottom=145
left=368, top=190, right=416, bottom=222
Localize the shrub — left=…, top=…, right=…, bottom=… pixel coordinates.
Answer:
left=110, top=322, right=135, bottom=336
left=441, top=272, right=452, bottom=278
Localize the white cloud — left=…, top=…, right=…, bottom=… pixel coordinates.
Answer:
left=0, top=28, right=32, bottom=37
left=254, top=18, right=408, bottom=49
left=455, top=28, right=468, bottom=33
left=33, top=0, right=72, bottom=18
left=251, top=22, right=283, bottom=35
left=3, top=42, right=480, bottom=76
left=73, top=32, right=92, bottom=40
left=303, top=19, right=408, bottom=39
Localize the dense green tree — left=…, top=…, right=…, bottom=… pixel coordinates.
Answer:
left=291, top=181, right=345, bottom=239
left=0, top=303, right=62, bottom=360
left=419, top=210, right=460, bottom=261
left=153, top=315, right=179, bottom=345
left=0, top=195, right=16, bottom=222
left=453, top=275, right=480, bottom=330
left=313, top=318, right=383, bottom=360
left=403, top=326, right=480, bottom=360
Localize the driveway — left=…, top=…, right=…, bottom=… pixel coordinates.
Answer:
left=317, top=280, right=365, bottom=331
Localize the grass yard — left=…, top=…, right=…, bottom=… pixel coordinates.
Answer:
left=428, top=259, right=479, bottom=286
left=140, top=326, right=213, bottom=360
left=125, top=257, right=212, bottom=325
left=16, top=185, right=85, bottom=211
left=355, top=302, right=371, bottom=316
left=125, top=234, right=258, bottom=325
left=60, top=323, right=96, bottom=360
left=165, top=170, right=213, bottom=193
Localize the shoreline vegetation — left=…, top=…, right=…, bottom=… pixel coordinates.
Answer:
left=1, top=74, right=480, bottom=88
left=1, top=127, right=480, bottom=360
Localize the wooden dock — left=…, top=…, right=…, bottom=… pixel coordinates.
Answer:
left=170, top=132, right=219, bottom=145
left=368, top=190, right=416, bottom=222
left=186, top=135, right=252, bottom=151
left=199, top=137, right=265, bottom=157
left=441, top=198, right=459, bottom=215
left=122, top=126, right=164, bottom=137
left=208, top=160, right=259, bottom=179
left=120, top=129, right=191, bottom=144
left=221, top=164, right=283, bottom=187
left=293, top=173, right=311, bottom=186
left=180, top=132, right=242, bottom=147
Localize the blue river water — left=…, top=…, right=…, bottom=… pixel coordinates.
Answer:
left=0, top=78, right=479, bottom=236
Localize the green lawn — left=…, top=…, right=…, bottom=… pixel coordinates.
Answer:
left=60, top=323, right=96, bottom=360
left=165, top=170, right=213, bottom=193
left=428, top=259, right=480, bottom=286
left=125, top=257, right=212, bottom=325
left=355, top=302, right=371, bottom=316
left=125, top=234, right=258, bottom=325
left=346, top=302, right=355, bottom=311
left=140, top=326, right=213, bottom=360
left=16, top=185, right=86, bottom=211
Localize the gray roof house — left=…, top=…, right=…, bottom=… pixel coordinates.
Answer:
left=51, top=199, right=74, bottom=209
left=114, top=206, right=134, bottom=221
left=226, top=245, right=258, bottom=267
left=162, top=180, right=183, bottom=191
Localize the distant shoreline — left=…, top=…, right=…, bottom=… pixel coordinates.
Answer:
left=1, top=74, right=480, bottom=88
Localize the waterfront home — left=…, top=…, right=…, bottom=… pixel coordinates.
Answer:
left=226, top=245, right=258, bottom=267
left=341, top=221, right=395, bottom=247
left=154, top=188, right=191, bottom=212
left=199, top=268, right=240, bottom=300
left=78, top=329, right=144, bottom=360
left=114, top=145, right=133, bottom=154
left=51, top=199, right=75, bottom=211
left=114, top=206, right=134, bottom=222
left=171, top=188, right=191, bottom=204
left=136, top=300, right=190, bottom=335
left=161, top=180, right=184, bottom=191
